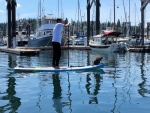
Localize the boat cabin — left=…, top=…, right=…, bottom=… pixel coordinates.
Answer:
left=93, top=34, right=118, bottom=45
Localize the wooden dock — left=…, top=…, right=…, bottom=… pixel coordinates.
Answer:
left=129, top=45, right=150, bottom=52
left=0, top=46, right=90, bottom=55
left=17, top=46, right=91, bottom=50
left=0, top=45, right=150, bottom=56
left=0, top=47, right=40, bottom=55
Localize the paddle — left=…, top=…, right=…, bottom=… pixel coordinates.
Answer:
left=64, top=18, right=70, bottom=67
left=68, top=25, right=70, bottom=67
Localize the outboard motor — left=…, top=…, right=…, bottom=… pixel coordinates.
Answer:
left=118, top=42, right=129, bottom=52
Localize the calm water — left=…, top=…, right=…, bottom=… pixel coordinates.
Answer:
left=0, top=49, right=150, bottom=113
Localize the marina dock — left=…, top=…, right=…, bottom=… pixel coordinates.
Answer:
left=0, top=47, right=40, bottom=55
left=0, top=46, right=90, bottom=55
left=0, top=45, right=150, bottom=56
left=129, top=45, right=150, bottom=52
left=17, top=46, right=91, bottom=50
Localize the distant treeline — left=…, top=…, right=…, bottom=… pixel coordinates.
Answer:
left=0, top=18, right=141, bottom=37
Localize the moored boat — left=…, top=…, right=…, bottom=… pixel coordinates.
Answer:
left=27, top=15, right=66, bottom=47
left=89, top=31, right=129, bottom=52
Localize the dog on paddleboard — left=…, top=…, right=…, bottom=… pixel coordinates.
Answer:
left=93, top=57, right=103, bottom=65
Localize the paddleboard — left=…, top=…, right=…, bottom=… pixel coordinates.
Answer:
left=14, top=63, right=105, bottom=73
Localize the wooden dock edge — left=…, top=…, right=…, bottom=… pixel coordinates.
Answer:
left=0, top=47, right=40, bottom=55
left=17, top=46, right=91, bottom=50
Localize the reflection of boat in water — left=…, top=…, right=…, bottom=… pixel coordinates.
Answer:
left=89, top=31, right=129, bottom=52
left=27, top=15, right=66, bottom=47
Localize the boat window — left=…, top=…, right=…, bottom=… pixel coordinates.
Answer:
left=50, top=20, right=57, bottom=23
left=16, top=32, right=18, bottom=35
left=37, top=31, right=45, bottom=37
left=46, top=31, right=52, bottom=35
left=22, top=32, right=26, bottom=35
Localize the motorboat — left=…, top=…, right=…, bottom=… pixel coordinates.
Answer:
left=89, top=31, right=129, bottom=52
left=15, top=30, right=29, bottom=46
left=129, top=34, right=150, bottom=46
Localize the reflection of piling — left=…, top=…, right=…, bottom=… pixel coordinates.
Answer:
left=6, top=0, right=17, bottom=48
left=6, top=77, right=21, bottom=112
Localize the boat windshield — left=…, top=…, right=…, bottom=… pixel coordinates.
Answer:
left=36, top=30, right=52, bottom=37
left=101, top=36, right=117, bottom=44
left=41, top=19, right=57, bottom=24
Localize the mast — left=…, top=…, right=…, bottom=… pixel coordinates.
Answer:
left=77, top=0, right=80, bottom=33
left=135, top=3, right=136, bottom=34
left=60, top=0, right=63, bottom=19
left=37, top=0, right=42, bottom=28
left=122, top=0, right=128, bottom=36
left=113, top=0, right=116, bottom=30
left=129, top=0, right=130, bottom=34
left=58, top=0, right=59, bottom=17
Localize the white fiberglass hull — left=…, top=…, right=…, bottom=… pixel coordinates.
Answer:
left=90, top=43, right=119, bottom=52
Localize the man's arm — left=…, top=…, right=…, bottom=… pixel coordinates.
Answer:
left=64, top=23, right=70, bottom=27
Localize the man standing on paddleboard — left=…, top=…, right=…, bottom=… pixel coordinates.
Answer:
left=52, top=18, right=69, bottom=68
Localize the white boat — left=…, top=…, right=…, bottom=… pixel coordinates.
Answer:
left=89, top=31, right=129, bottom=52
left=71, top=34, right=86, bottom=45
left=129, top=34, right=150, bottom=46
left=15, top=30, right=29, bottom=46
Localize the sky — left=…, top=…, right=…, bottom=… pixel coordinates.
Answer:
left=0, top=0, right=150, bottom=26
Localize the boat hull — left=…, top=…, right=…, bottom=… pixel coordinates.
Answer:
left=27, top=36, right=66, bottom=47
left=90, top=43, right=119, bottom=52
left=27, top=36, right=52, bottom=47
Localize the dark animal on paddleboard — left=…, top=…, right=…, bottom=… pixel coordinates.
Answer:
left=93, top=57, right=103, bottom=65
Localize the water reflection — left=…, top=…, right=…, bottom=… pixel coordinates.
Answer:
left=52, top=73, right=72, bottom=113
left=52, top=73, right=62, bottom=99
left=138, top=53, right=149, bottom=97
left=85, top=73, right=103, bottom=104
left=8, top=54, right=17, bottom=68
left=52, top=73, right=63, bottom=113
left=1, top=50, right=150, bottom=112
left=0, top=54, right=21, bottom=112
left=0, top=77, right=21, bottom=113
